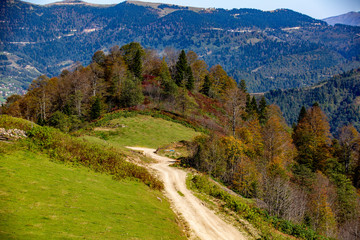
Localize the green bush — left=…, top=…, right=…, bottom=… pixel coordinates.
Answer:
left=47, top=111, right=70, bottom=131
left=27, top=126, right=56, bottom=149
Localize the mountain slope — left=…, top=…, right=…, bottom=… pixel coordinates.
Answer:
left=323, top=11, right=360, bottom=26
left=1, top=0, right=360, bottom=98
left=265, top=68, right=360, bottom=133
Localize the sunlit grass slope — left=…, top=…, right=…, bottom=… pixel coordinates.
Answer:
left=87, top=115, right=201, bottom=148
left=0, top=147, right=185, bottom=240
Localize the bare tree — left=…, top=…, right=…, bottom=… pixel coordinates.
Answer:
left=162, top=47, right=179, bottom=78
left=260, top=174, right=307, bottom=223
left=225, top=88, right=246, bottom=136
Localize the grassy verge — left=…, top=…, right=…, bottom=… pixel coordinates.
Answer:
left=187, top=174, right=330, bottom=240
left=0, top=147, right=186, bottom=240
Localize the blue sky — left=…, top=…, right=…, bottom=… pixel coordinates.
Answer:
left=25, top=0, right=360, bottom=19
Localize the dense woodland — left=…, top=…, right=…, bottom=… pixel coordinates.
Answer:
left=2, top=0, right=360, bottom=93
left=265, top=68, right=360, bottom=133
left=1, top=43, right=360, bottom=240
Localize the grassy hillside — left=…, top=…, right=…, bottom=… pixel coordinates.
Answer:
left=0, top=115, right=187, bottom=239
left=84, top=113, right=201, bottom=149
left=0, top=144, right=185, bottom=240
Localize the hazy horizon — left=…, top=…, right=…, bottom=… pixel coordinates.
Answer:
left=23, top=0, right=360, bottom=19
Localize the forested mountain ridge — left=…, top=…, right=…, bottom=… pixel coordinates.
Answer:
left=265, top=68, right=360, bottom=133
left=1, top=0, right=360, bottom=98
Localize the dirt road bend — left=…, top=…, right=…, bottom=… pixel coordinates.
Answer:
left=128, top=147, right=247, bottom=240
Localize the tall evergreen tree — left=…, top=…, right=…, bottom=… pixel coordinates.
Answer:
left=132, top=49, right=142, bottom=80
left=297, top=106, right=307, bottom=123
left=185, top=65, right=194, bottom=91
left=250, top=96, right=258, bottom=114
left=175, top=50, right=188, bottom=87
left=245, top=94, right=252, bottom=114
left=200, top=75, right=211, bottom=96
left=258, top=96, right=268, bottom=124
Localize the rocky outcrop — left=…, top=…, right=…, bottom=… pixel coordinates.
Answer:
left=0, top=128, right=27, bottom=141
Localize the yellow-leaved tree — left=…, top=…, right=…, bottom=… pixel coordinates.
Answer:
left=208, top=65, right=237, bottom=99
left=220, top=136, right=259, bottom=197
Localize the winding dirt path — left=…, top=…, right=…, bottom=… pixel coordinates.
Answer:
left=128, top=147, right=247, bottom=240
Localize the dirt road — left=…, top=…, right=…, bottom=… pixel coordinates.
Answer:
left=128, top=147, right=247, bottom=240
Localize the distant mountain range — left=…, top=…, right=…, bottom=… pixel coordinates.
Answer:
left=323, top=11, right=360, bottom=26
left=1, top=0, right=360, bottom=97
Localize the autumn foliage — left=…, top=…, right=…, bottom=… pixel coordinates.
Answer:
left=2, top=43, right=359, bottom=240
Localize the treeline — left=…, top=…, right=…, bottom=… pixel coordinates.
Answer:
left=183, top=102, right=360, bottom=239
left=265, top=68, right=360, bottom=133
left=1, top=42, right=236, bottom=132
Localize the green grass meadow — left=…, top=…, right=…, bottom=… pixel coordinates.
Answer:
left=87, top=115, right=200, bottom=149
left=0, top=147, right=185, bottom=240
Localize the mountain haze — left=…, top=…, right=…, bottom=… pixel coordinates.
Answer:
left=1, top=0, right=360, bottom=98
left=323, top=11, right=360, bottom=26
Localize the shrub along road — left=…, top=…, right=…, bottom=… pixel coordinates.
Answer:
left=128, top=147, right=246, bottom=240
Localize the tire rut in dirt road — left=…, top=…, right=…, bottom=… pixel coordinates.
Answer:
left=128, top=147, right=247, bottom=240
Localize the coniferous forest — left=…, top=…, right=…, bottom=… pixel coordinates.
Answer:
left=1, top=43, right=360, bottom=240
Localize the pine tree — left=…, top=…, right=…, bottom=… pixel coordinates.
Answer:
left=185, top=65, right=194, bottom=90
left=132, top=49, right=142, bottom=80
left=200, top=75, right=211, bottom=96
left=245, top=94, right=252, bottom=113
left=297, top=106, right=307, bottom=123
left=175, top=50, right=188, bottom=87
left=258, top=96, right=267, bottom=124
left=251, top=96, right=258, bottom=114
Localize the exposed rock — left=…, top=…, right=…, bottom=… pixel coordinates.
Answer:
left=0, top=128, right=27, bottom=141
